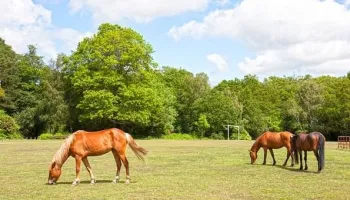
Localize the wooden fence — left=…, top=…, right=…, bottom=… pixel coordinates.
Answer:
left=338, top=136, right=350, bottom=150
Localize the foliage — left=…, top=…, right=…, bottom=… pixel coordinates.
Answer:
left=230, top=128, right=252, bottom=140
left=38, top=132, right=69, bottom=140
left=161, top=133, right=196, bottom=140
left=0, top=110, right=21, bottom=139
left=38, top=133, right=53, bottom=140
left=1, top=24, right=350, bottom=140
left=194, top=114, right=210, bottom=138
left=210, top=132, right=225, bottom=140
left=63, top=23, right=176, bottom=136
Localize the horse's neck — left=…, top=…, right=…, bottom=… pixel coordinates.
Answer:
left=56, top=153, right=69, bottom=168
left=251, top=140, right=261, bottom=152
left=52, top=134, right=74, bottom=168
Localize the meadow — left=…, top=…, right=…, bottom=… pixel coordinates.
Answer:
left=0, top=139, right=349, bottom=200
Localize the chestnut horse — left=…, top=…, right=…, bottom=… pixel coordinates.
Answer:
left=48, top=128, right=148, bottom=185
left=249, top=131, right=294, bottom=166
left=291, top=132, right=325, bottom=172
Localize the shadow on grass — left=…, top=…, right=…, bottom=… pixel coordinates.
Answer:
left=246, top=162, right=320, bottom=174
left=45, top=179, right=138, bottom=185
left=277, top=165, right=320, bottom=174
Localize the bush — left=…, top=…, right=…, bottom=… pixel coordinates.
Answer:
left=210, top=132, right=225, bottom=140
left=161, top=133, right=195, bottom=140
left=7, top=132, right=23, bottom=139
left=38, top=133, right=53, bottom=140
left=0, top=110, right=22, bottom=139
left=230, top=128, right=252, bottom=140
left=38, top=132, right=70, bottom=140
left=53, top=132, right=70, bottom=139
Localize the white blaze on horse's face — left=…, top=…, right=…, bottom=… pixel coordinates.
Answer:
left=249, top=150, right=257, bottom=164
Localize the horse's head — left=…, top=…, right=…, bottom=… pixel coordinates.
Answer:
left=48, top=162, right=61, bottom=185
left=249, top=150, right=257, bottom=164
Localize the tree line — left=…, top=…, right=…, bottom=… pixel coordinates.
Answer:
left=0, top=23, right=349, bottom=140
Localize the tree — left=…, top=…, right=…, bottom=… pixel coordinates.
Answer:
left=64, top=23, right=176, bottom=136
left=161, top=67, right=210, bottom=133
left=194, top=114, right=210, bottom=138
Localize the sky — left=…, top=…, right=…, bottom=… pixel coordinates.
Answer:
left=1, top=0, right=350, bottom=85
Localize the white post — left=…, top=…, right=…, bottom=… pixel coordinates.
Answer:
left=227, top=126, right=230, bottom=140
left=223, top=125, right=233, bottom=140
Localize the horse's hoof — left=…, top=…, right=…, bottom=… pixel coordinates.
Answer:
left=125, top=179, right=130, bottom=184
left=72, top=180, right=80, bottom=186
left=262, top=163, right=266, bottom=165
left=112, top=179, right=119, bottom=184
left=90, top=179, right=96, bottom=185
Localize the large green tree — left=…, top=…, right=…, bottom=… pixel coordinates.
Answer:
left=64, top=23, right=176, bottom=136
left=161, top=67, right=210, bottom=133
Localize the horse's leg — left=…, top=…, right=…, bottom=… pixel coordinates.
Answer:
left=112, top=150, right=122, bottom=183
left=304, top=151, right=308, bottom=170
left=72, top=157, right=82, bottom=186
left=262, top=148, right=267, bottom=165
left=282, top=148, right=290, bottom=167
left=119, top=154, right=130, bottom=184
left=299, top=150, right=303, bottom=170
left=269, top=149, right=276, bottom=165
left=288, top=148, right=294, bottom=167
left=82, top=158, right=96, bottom=184
left=313, top=150, right=320, bottom=171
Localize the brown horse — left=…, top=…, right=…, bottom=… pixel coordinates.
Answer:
left=291, top=132, right=325, bottom=172
left=48, top=128, right=148, bottom=185
left=249, top=131, right=294, bottom=166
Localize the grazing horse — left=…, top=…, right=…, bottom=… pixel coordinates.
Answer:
left=291, top=132, right=325, bottom=172
left=48, top=128, right=148, bottom=185
left=249, top=131, right=294, bottom=166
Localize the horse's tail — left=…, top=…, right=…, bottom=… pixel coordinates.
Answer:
left=125, top=133, right=148, bottom=161
left=291, top=135, right=299, bottom=164
left=293, top=146, right=299, bottom=165
left=317, top=133, right=325, bottom=171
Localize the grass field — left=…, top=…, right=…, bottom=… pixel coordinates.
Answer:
left=0, top=139, right=349, bottom=200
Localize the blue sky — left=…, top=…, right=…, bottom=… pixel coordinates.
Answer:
left=1, top=0, right=350, bottom=85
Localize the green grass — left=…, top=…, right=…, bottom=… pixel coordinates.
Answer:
left=0, top=140, right=349, bottom=200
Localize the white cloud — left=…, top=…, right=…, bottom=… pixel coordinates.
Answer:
left=207, top=53, right=229, bottom=72
left=169, top=0, right=350, bottom=76
left=68, top=0, right=226, bottom=23
left=0, top=0, right=89, bottom=60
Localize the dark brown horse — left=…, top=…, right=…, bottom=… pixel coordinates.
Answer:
left=249, top=131, right=295, bottom=166
left=291, top=132, right=325, bottom=172
left=48, top=128, right=148, bottom=185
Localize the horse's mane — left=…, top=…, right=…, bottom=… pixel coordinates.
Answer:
left=50, top=134, right=75, bottom=167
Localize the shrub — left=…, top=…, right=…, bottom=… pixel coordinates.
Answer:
left=230, top=128, right=252, bottom=140
left=39, top=132, right=70, bottom=140
left=0, top=110, right=22, bottom=139
left=210, top=132, right=225, bottom=140
left=161, top=133, right=195, bottom=140
left=53, top=132, right=70, bottom=139
left=38, top=133, right=54, bottom=140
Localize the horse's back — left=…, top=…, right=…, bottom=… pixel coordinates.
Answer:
left=70, top=128, right=127, bottom=157
left=296, top=132, right=324, bottom=151
left=260, top=131, right=293, bottom=148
